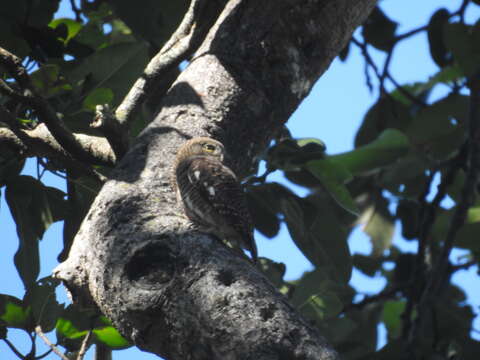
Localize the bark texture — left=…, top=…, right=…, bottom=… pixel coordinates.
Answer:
left=54, top=0, right=377, bottom=359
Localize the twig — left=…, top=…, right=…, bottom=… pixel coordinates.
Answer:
left=35, top=348, right=53, bottom=360
left=408, top=73, right=480, bottom=344
left=35, top=326, right=70, bottom=360
left=379, top=48, right=394, bottom=94
left=352, top=37, right=425, bottom=107
left=401, top=162, right=459, bottom=339
left=450, top=259, right=477, bottom=272
left=28, top=331, right=37, bottom=360
left=0, top=105, right=108, bottom=183
left=385, top=70, right=427, bottom=107
left=431, top=74, right=480, bottom=289
left=452, top=0, right=470, bottom=22
left=77, top=330, right=92, bottom=360
left=0, top=46, right=114, bottom=167
left=351, top=37, right=381, bottom=78
left=394, top=25, right=427, bottom=43
left=2, top=338, right=25, bottom=359
left=69, top=0, right=83, bottom=22
left=114, top=0, right=214, bottom=128
left=0, top=79, right=27, bottom=101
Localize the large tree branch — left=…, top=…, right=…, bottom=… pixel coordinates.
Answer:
left=106, top=0, right=225, bottom=160
left=54, top=0, right=377, bottom=359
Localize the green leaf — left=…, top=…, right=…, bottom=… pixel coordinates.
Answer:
left=391, top=65, right=463, bottom=107
left=306, top=158, right=359, bottom=216
left=49, top=18, right=83, bottom=43
left=246, top=184, right=284, bottom=238
left=28, top=0, right=60, bottom=27
left=330, top=129, right=410, bottom=176
left=362, top=7, right=398, bottom=51
left=0, top=294, right=33, bottom=331
left=110, top=0, right=189, bottom=47
left=0, top=1, right=31, bottom=58
left=371, top=340, right=408, bottom=360
left=30, top=64, right=72, bottom=98
left=266, top=138, right=326, bottom=171
left=83, top=87, right=114, bottom=111
left=258, top=258, right=286, bottom=288
left=337, top=306, right=382, bottom=358
left=427, top=9, right=452, bottom=68
left=353, top=254, right=383, bottom=277
left=284, top=169, right=324, bottom=188
left=444, top=22, right=480, bottom=76
left=378, top=152, right=429, bottom=198
left=93, top=325, right=130, bottom=349
left=5, top=176, right=67, bottom=289
left=290, top=269, right=345, bottom=323
left=282, top=196, right=352, bottom=284
left=396, top=199, right=421, bottom=239
left=62, top=42, right=149, bottom=111
left=56, top=305, right=97, bottom=352
left=355, top=97, right=412, bottom=147
left=59, top=174, right=101, bottom=261
left=24, top=277, right=63, bottom=333
left=406, top=94, right=468, bottom=161
left=362, top=197, right=395, bottom=256
left=0, top=151, right=25, bottom=187
left=382, top=300, right=405, bottom=339
left=435, top=300, right=474, bottom=339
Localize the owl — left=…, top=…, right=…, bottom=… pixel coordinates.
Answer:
left=173, top=137, right=258, bottom=263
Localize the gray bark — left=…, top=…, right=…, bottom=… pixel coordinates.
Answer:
left=54, top=0, right=377, bottom=359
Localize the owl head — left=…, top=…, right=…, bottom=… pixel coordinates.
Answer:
left=179, top=137, right=225, bottom=162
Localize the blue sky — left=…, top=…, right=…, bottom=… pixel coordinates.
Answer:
left=1, top=0, right=479, bottom=359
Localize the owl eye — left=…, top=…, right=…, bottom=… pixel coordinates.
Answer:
left=203, top=143, right=216, bottom=153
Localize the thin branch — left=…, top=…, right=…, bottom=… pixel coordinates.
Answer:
left=114, top=0, right=214, bottom=129
left=0, top=46, right=115, bottom=167
left=385, top=70, right=427, bottom=107
left=2, top=338, right=25, bottom=359
left=28, top=331, right=37, bottom=360
left=351, top=37, right=381, bottom=78
left=379, top=47, right=394, bottom=94
left=0, top=106, right=108, bottom=183
left=77, top=330, right=92, bottom=360
left=452, top=0, right=470, bottom=22
left=394, top=25, right=427, bottom=43
left=408, top=72, right=480, bottom=344
left=401, top=162, right=459, bottom=339
left=352, top=37, right=425, bottom=107
left=35, top=348, right=53, bottom=360
left=35, top=326, right=70, bottom=360
left=69, top=0, right=83, bottom=22
left=430, top=74, right=480, bottom=289
left=0, top=79, right=27, bottom=101
left=450, top=259, right=477, bottom=272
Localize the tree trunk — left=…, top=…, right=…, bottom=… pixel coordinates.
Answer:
left=54, top=0, right=377, bottom=359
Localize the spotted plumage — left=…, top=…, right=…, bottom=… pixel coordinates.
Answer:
left=173, top=137, right=257, bottom=263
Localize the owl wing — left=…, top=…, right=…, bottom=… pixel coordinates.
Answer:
left=180, top=157, right=257, bottom=261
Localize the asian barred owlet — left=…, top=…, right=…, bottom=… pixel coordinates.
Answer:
left=173, top=137, right=258, bottom=263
